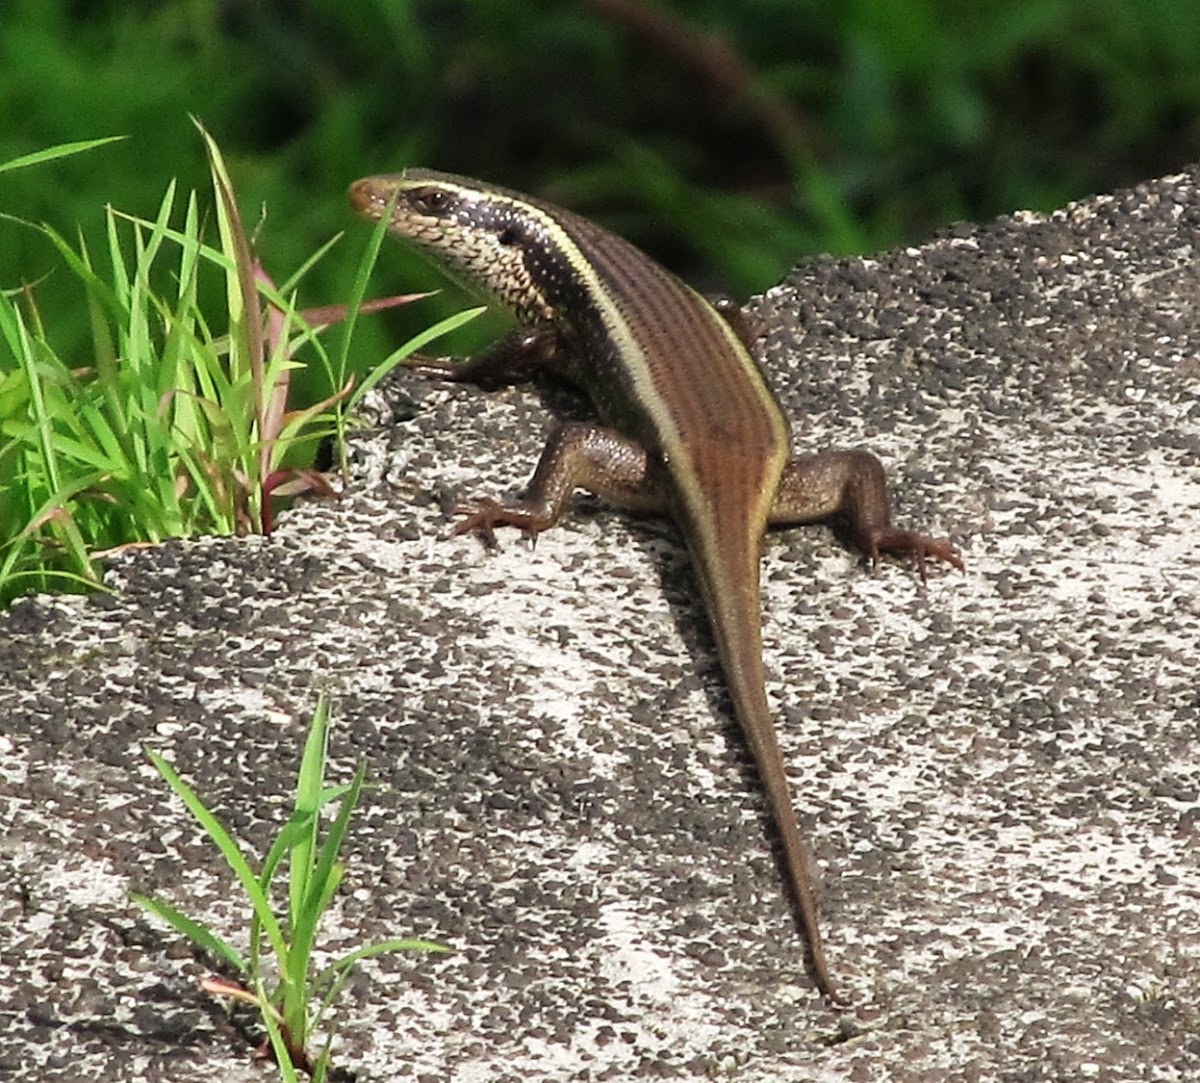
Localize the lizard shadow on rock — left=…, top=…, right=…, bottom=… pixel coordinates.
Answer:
left=454, top=361, right=840, bottom=831
left=604, top=515, right=848, bottom=1000
left=566, top=501, right=834, bottom=892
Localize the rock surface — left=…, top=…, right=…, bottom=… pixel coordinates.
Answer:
left=1, top=165, right=1198, bottom=1082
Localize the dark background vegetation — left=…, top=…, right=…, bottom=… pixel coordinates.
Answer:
left=4, top=0, right=1200, bottom=391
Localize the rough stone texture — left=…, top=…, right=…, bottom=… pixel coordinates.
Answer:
left=1, top=165, right=1198, bottom=1083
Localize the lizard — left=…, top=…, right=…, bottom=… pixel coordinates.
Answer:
left=349, top=168, right=963, bottom=1002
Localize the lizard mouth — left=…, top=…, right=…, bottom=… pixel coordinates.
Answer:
left=347, top=176, right=394, bottom=222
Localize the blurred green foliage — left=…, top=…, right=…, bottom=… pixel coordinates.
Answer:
left=3, top=0, right=1199, bottom=395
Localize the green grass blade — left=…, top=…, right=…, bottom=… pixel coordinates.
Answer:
left=347, top=305, right=485, bottom=411
left=331, top=186, right=397, bottom=399
left=258, top=780, right=355, bottom=906
left=144, top=748, right=290, bottom=966
left=303, top=762, right=364, bottom=920
left=255, top=976, right=303, bottom=1083
left=74, top=229, right=121, bottom=397
left=267, top=380, right=352, bottom=462
left=276, top=231, right=343, bottom=298
left=105, top=207, right=237, bottom=278
left=282, top=758, right=364, bottom=1044
left=310, top=935, right=451, bottom=1031
left=77, top=398, right=128, bottom=471
left=288, top=695, right=330, bottom=927
left=104, top=194, right=134, bottom=314
left=36, top=431, right=121, bottom=475
left=129, top=891, right=247, bottom=974
left=0, top=136, right=128, bottom=175
left=321, top=937, right=452, bottom=988
left=11, top=310, right=63, bottom=499
left=0, top=567, right=111, bottom=600
left=259, top=808, right=316, bottom=901
left=311, top=1044, right=332, bottom=1083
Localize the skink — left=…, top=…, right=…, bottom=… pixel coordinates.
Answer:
left=349, top=169, right=962, bottom=1002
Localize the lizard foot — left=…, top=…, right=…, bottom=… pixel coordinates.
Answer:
left=451, top=498, right=549, bottom=547
left=863, top=527, right=964, bottom=582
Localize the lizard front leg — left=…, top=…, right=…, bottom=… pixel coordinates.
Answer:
left=407, top=322, right=561, bottom=383
left=454, top=422, right=669, bottom=545
left=771, top=449, right=963, bottom=578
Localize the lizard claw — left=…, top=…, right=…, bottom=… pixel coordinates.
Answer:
left=863, top=528, right=963, bottom=581
left=451, top=498, right=504, bottom=547
left=451, top=497, right=544, bottom=548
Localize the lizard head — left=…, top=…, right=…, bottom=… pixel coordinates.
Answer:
left=349, top=169, right=559, bottom=323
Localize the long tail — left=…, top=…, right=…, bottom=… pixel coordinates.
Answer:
left=686, top=519, right=841, bottom=1002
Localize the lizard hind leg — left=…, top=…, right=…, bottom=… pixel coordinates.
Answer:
left=770, top=449, right=962, bottom=578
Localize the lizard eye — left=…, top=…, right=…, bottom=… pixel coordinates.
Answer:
left=411, top=187, right=451, bottom=215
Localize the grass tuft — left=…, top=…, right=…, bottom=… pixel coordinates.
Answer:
left=132, top=695, right=450, bottom=1077
left=0, top=126, right=480, bottom=606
